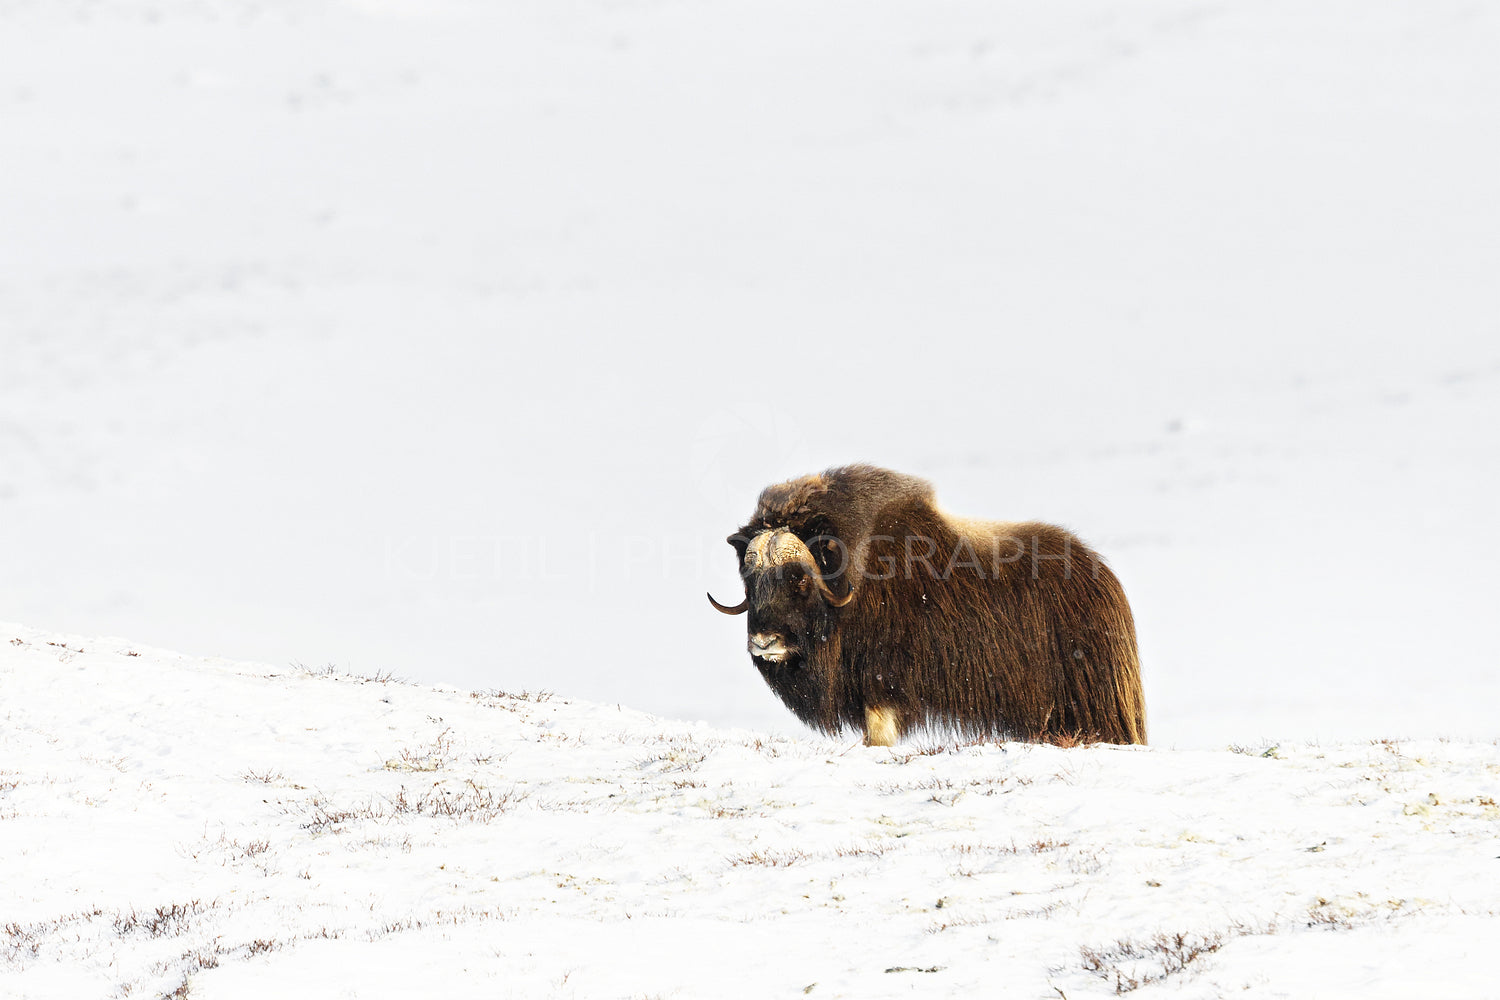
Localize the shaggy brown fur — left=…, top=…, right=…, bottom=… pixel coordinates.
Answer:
left=711, top=465, right=1146, bottom=746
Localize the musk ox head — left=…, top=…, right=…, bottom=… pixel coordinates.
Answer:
left=708, top=527, right=853, bottom=668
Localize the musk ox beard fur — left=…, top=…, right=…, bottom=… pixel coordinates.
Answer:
left=708, top=464, right=1147, bottom=747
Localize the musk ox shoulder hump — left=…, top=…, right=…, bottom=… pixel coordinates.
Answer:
left=751, top=464, right=932, bottom=535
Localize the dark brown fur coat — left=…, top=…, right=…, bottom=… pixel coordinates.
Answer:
left=730, top=465, right=1146, bottom=745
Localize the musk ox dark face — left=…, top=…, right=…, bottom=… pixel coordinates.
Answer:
left=722, top=528, right=845, bottom=669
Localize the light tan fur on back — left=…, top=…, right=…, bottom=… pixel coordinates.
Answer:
left=939, top=509, right=1027, bottom=545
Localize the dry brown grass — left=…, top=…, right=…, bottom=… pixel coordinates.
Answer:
left=833, top=842, right=888, bottom=859
left=727, top=848, right=808, bottom=868
left=472, top=688, right=554, bottom=703
left=298, top=780, right=528, bottom=833
left=1079, top=930, right=1227, bottom=993
left=113, top=900, right=211, bottom=938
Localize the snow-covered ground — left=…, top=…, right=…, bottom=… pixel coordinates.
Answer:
left=2, top=0, right=1498, bottom=748
left=4, top=3, right=1499, bottom=992
left=5, top=626, right=1499, bottom=999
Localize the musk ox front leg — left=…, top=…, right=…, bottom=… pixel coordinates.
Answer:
left=863, top=706, right=901, bottom=747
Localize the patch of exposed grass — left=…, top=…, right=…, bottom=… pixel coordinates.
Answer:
left=472, top=688, right=554, bottom=703
left=636, top=745, right=708, bottom=773
left=113, top=900, right=211, bottom=938
left=292, top=661, right=406, bottom=684
left=727, top=848, right=808, bottom=868
left=2, top=908, right=108, bottom=963
left=297, top=780, right=529, bottom=834
left=1079, top=930, right=1226, bottom=993
left=833, top=842, right=888, bottom=859
left=384, top=728, right=455, bottom=772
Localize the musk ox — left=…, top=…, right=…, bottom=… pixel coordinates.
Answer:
left=707, top=465, right=1146, bottom=746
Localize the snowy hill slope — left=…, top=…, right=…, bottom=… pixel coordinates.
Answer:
left=4, top=626, right=1498, bottom=999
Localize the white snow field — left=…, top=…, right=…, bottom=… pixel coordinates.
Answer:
left=3, top=1, right=1500, bottom=994
left=3, top=0, right=1498, bottom=748
left=4, top=626, right=1499, bottom=999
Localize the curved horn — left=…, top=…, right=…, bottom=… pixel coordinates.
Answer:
left=748, top=529, right=857, bottom=609
left=707, top=592, right=748, bottom=615
left=816, top=578, right=856, bottom=608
